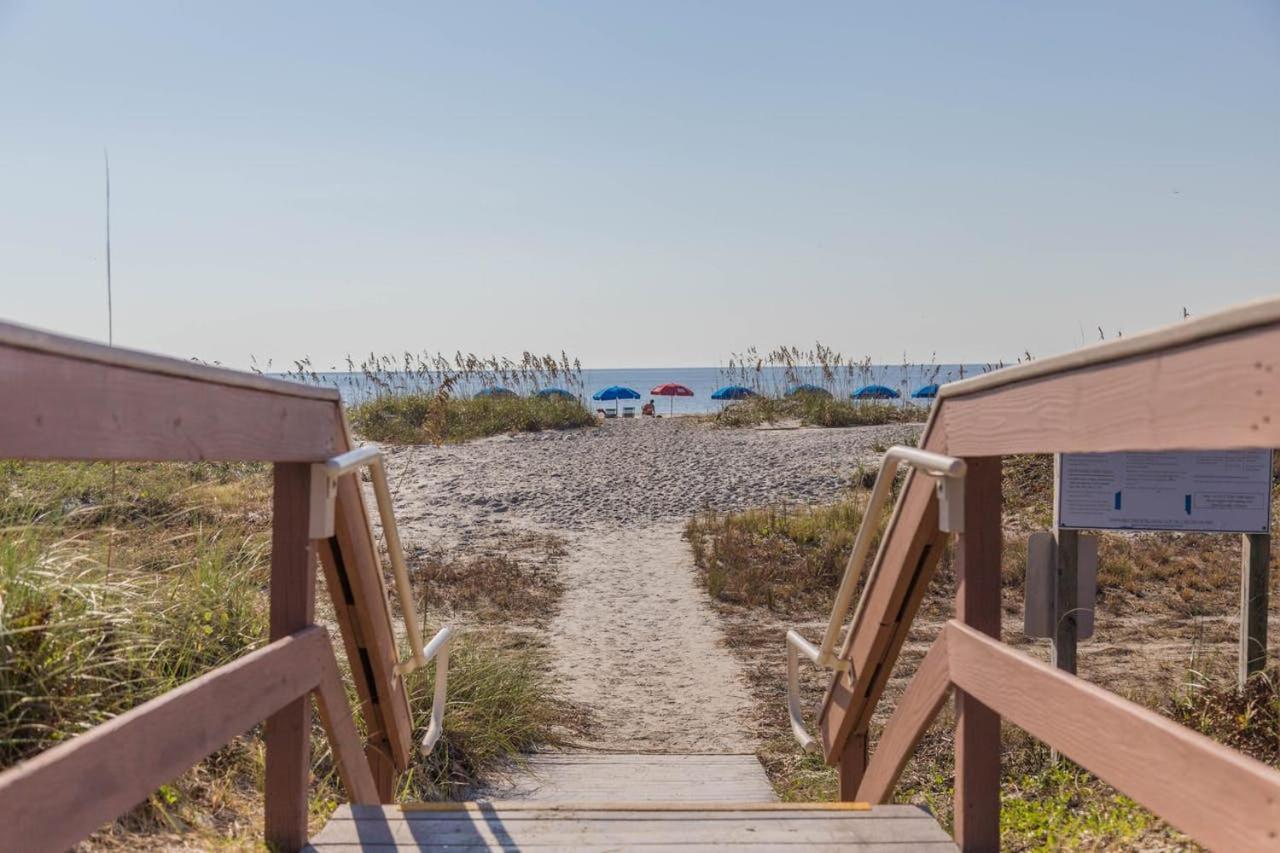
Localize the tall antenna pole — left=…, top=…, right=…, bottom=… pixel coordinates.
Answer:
left=104, top=148, right=118, bottom=582
left=104, top=148, right=113, bottom=346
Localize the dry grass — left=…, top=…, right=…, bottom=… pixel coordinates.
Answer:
left=686, top=493, right=880, bottom=614
left=409, top=534, right=567, bottom=626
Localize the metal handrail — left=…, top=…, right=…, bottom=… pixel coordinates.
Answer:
left=786, top=630, right=821, bottom=753
left=785, top=446, right=965, bottom=750
left=320, top=446, right=453, bottom=755
left=418, top=625, right=453, bottom=754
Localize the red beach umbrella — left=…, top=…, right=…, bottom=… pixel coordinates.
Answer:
left=649, top=383, right=694, bottom=415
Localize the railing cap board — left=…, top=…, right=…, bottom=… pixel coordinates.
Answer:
left=937, top=295, right=1280, bottom=400
left=0, top=319, right=340, bottom=403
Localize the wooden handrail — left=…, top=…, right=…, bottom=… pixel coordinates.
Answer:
left=0, top=626, right=377, bottom=853
left=818, top=454, right=950, bottom=760
left=819, top=298, right=1280, bottom=765
left=0, top=322, right=342, bottom=463
left=0, top=320, right=340, bottom=402
left=810, top=299, right=1280, bottom=848
left=856, top=621, right=1280, bottom=851
left=0, top=322, right=417, bottom=849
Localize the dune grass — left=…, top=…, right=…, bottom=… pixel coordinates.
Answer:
left=686, top=495, right=880, bottom=613
left=712, top=396, right=928, bottom=429
left=0, top=461, right=572, bottom=846
left=349, top=394, right=596, bottom=444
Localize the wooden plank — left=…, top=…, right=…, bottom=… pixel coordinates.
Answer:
left=307, top=822, right=954, bottom=846
left=1240, top=532, right=1270, bottom=687
left=945, top=619, right=1280, bottom=852
left=520, top=752, right=763, bottom=763
left=495, top=753, right=776, bottom=803
left=306, top=844, right=959, bottom=852
left=388, top=802, right=885, bottom=814
left=939, top=323, right=1280, bottom=456
left=308, top=810, right=954, bottom=846
left=1052, top=528, right=1079, bottom=675
left=818, top=417, right=950, bottom=760
left=266, top=464, right=319, bottom=852
left=0, top=319, right=340, bottom=401
left=935, top=296, right=1280, bottom=400
left=838, top=731, right=867, bottom=801
left=316, top=533, right=397, bottom=801
left=857, top=629, right=952, bottom=804
left=331, top=474, right=414, bottom=773
left=0, top=340, right=341, bottom=462
left=953, top=456, right=1001, bottom=853
left=0, top=627, right=328, bottom=853
left=314, top=640, right=381, bottom=805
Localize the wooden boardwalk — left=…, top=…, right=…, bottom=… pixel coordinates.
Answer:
left=306, top=753, right=954, bottom=850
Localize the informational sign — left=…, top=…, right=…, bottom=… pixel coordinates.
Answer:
left=1058, top=450, right=1272, bottom=534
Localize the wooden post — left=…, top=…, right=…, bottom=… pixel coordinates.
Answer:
left=838, top=730, right=868, bottom=801
left=1050, top=454, right=1078, bottom=676
left=1240, top=533, right=1270, bottom=688
left=1051, top=529, right=1079, bottom=676
left=265, top=464, right=317, bottom=852
left=954, top=456, right=1002, bottom=853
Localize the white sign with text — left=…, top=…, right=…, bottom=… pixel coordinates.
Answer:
left=1058, top=450, right=1272, bottom=534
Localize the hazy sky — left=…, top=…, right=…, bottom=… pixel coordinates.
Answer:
left=2, top=2, right=1277, bottom=369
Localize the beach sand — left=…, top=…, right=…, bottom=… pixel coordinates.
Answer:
left=380, top=417, right=921, bottom=756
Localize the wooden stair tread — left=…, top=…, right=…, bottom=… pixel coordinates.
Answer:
left=306, top=802, right=955, bottom=850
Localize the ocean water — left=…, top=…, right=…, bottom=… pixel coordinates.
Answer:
left=299, top=363, right=990, bottom=415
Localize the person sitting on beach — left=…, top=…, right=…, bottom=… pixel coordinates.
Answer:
left=641, top=399, right=656, bottom=417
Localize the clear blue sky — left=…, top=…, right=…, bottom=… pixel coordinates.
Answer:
left=1, top=2, right=1277, bottom=369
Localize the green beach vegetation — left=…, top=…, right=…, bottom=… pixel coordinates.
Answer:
left=278, top=349, right=597, bottom=444
left=704, top=342, right=1033, bottom=429
left=712, top=395, right=928, bottom=429
left=0, top=460, right=575, bottom=846
left=350, top=394, right=596, bottom=444
left=685, top=454, right=1280, bottom=849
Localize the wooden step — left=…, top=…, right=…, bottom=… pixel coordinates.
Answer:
left=482, top=752, right=778, bottom=803
left=306, top=802, right=956, bottom=850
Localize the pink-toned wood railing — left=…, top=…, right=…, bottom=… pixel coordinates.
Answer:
left=858, top=621, right=1280, bottom=851
left=0, top=321, right=415, bottom=852
left=0, top=626, right=378, bottom=853
left=815, top=298, right=1280, bottom=850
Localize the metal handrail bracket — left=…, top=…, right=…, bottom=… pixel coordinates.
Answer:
left=312, top=446, right=453, bottom=755
left=785, top=445, right=965, bottom=751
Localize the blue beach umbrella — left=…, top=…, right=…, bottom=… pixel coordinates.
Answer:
left=476, top=386, right=517, bottom=398
left=592, top=385, right=641, bottom=414
left=851, top=384, right=901, bottom=400
left=710, top=385, right=756, bottom=401
left=911, top=384, right=940, bottom=399
left=786, top=384, right=832, bottom=399
left=536, top=387, right=575, bottom=400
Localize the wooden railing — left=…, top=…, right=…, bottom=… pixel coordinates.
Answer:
left=0, top=627, right=376, bottom=852
left=814, top=297, right=1280, bottom=850
left=0, top=321, right=416, bottom=852
left=858, top=621, right=1280, bottom=851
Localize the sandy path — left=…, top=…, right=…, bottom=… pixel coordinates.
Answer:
left=381, top=418, right=921, bottom=753
left=549, top=522, right=755, bottom=751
